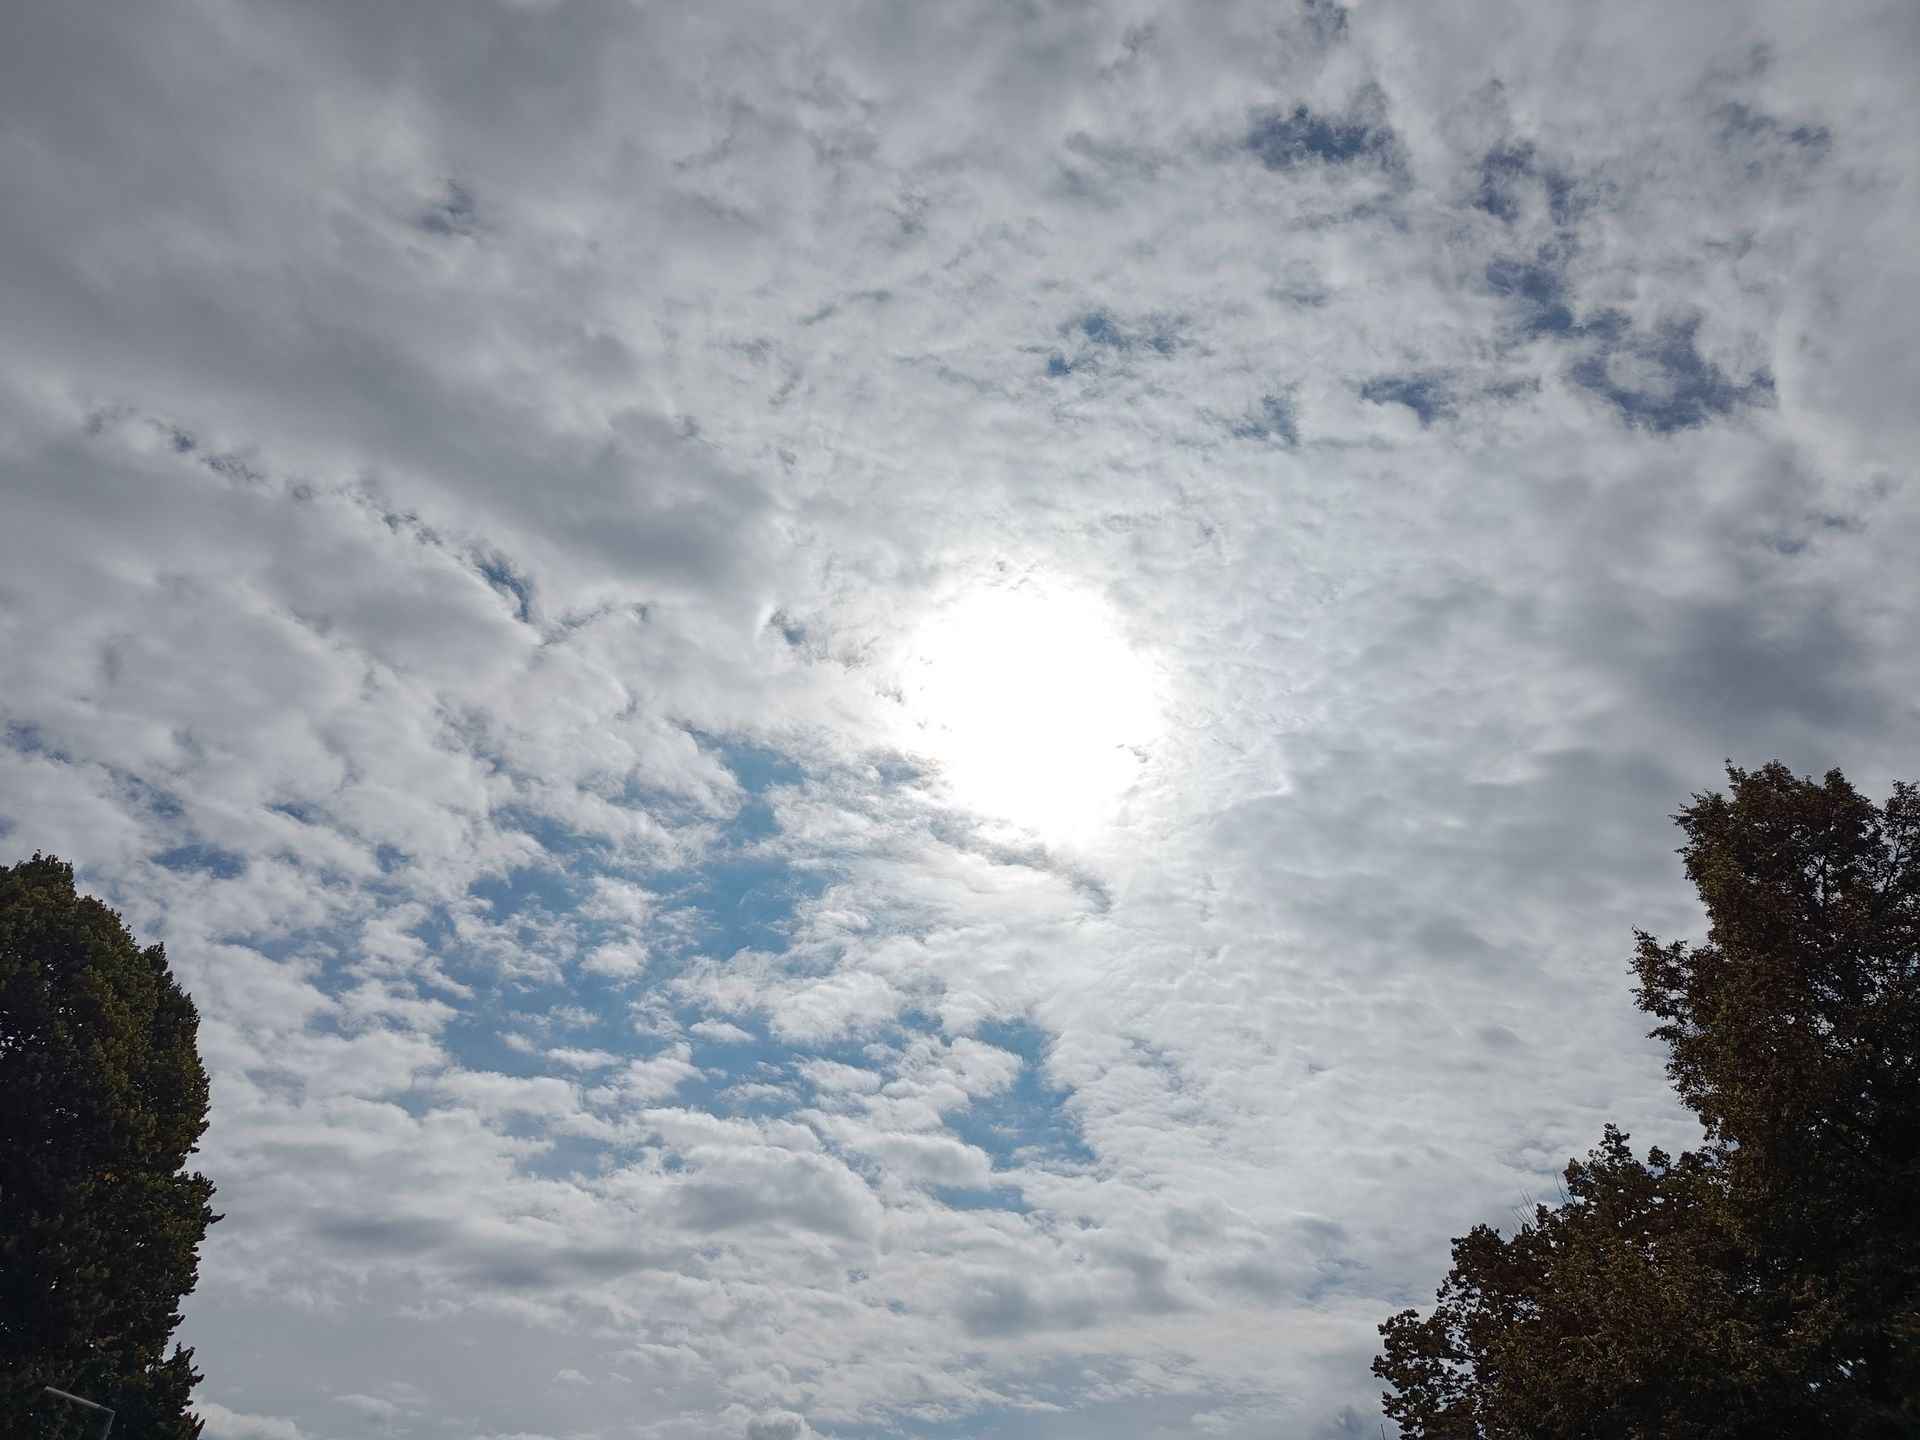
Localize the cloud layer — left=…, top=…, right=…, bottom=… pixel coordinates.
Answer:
left=3, top=1, right=1916, bottom=1436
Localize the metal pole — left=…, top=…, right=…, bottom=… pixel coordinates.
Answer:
left=42, top=1385, right=115, bottom=1437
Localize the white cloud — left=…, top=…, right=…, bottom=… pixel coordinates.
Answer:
left=546, top=1047, right=621, bottom=1071
left=431, top=1071, right=581, bottom=1119
left=689, top=1018, right=757, bottom=1045
left=3, top=0, right=1916, bottom=1437
left=194, top=1401, right=318, bottom=1440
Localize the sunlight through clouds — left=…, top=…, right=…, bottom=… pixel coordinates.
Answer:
left=900, top=586, right=1161, bottom=835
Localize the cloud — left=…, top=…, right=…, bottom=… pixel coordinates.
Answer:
left=690, top=1018, right=757, bottom=1045
left=744, top=1412, right=822, bottom=1440
left=2, top=0, right=1917, bottom=1437
left=194, top=1402, right=317, bottom=1440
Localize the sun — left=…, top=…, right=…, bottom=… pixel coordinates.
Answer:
left=900, top=585, right=1159, bottom=834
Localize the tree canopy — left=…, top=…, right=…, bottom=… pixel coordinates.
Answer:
left=1375, top=763, right=1920, bottom=1437
left=1, top=855, right=218, bottom=1439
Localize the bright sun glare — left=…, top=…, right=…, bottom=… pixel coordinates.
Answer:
left=902, top=586, right=1159, bottom=834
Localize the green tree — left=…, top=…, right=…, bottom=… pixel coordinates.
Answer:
left=1374, top=764, right=1920, bottom=1438
left=1, top=855, right=218, bottom=1439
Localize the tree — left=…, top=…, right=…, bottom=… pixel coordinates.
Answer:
left=1374, top=764, right=1920, bottom=1438
left=1, top=855, right=218, bottom=1439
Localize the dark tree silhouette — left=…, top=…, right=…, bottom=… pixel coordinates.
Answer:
left=1375, top=764, right=1920, bottom=1438
left=1, top=855, right=218, bottom=1439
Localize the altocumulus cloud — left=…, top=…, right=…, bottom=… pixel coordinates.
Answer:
left=1, top=1, right=1917, bottom=1437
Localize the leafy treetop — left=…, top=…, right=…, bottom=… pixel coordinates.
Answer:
left=0, top=854, right=218, bottom=1440
left=1375, top=764, right=1919, bottom=1438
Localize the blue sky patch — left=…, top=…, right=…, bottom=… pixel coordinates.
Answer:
left=1248, top=104, right=1396, bottom=172
left=475, top=550, right=535, bottom=622
left=1046, top=311, right=1185, bottom=376
left=1570, top=316, right=1775, bottom=433
left=1474, top=142, right=1535, bottom=222
left=1717, top=102, right=1831, bottom=182
left=1359, top=374, right=1452, bottom=426
left=152, top=842, right=248, bottom=880
left=1301, top=0, right=1349, bottom=46
left=949, top=1019, right=1097, bottom=1169
left=1229, top=392, right=1301, bottom=446
left=1473, top=141, right=1577, bottom=225
left=1487, top=255, right=1575, bottom=337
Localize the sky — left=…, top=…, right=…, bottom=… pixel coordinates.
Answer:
left=1, top=2, right=1917, bottom=1437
